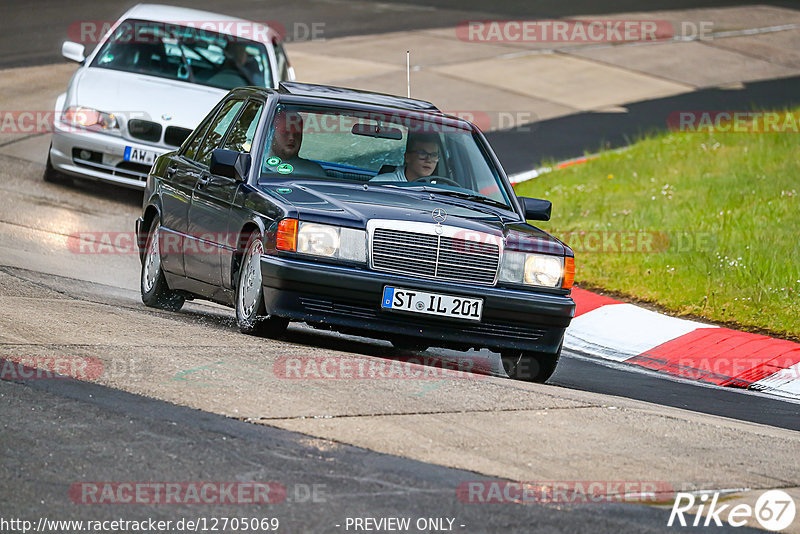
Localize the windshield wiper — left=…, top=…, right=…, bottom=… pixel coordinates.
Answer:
left=380, top=184, right=511, bottom=219
left=420, top=188, right=512, bottom=211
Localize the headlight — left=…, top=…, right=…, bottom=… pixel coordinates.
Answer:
left=524, top=254, right=563, bottom=287
left=500, top=251, right=572, bottom=288
left=276, top=219, right=366, bottom=263
left=298, top=223, right=340, bottom=257
left=62, top=106, right=119, bottom=131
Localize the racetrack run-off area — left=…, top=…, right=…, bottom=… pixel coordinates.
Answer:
left=1, top=1, right=800, bottom=533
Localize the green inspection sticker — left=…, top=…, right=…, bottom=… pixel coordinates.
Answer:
left=276, top=187, right=292, bottom=194
left=266, top=157, right=281, bottom=166
left=277, top=163, right=293, bottom=174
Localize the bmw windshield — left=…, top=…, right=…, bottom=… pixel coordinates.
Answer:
left=90, top=19, right=273, bottom=90
left=259, top=104, right=515, bottom=209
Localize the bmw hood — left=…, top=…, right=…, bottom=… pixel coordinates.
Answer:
left=70, top=67, right=226, bottom=131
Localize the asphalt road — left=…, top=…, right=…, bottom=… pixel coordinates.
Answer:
left=0, top=368, right=765, bottom=534
left=0, top=137, right=798, bottom=532
left=1, top=0, right=786, bottom=69
left=2, top=1, right=800, bottom=532
left=487, top=75, right=800, bottom=173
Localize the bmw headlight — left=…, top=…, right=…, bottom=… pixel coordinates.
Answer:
left=277, top=219, right=366, bottom=263
left=62, top=106, right=119, bottom=132
left=499, top=251, right=574, bottom=289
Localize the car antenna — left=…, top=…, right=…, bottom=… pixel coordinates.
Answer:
left=406, top=50, right=411, bottom=98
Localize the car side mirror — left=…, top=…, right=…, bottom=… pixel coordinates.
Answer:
left=62, top=41, right=86, bottom=63
left=520, top=197, right=552, bottom=221
left=210, top=149, right=251, bottom=182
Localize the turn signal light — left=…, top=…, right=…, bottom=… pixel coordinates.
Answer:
left=277, top=219, right=298, bottom=251
left=562, top=256, right=575, bottom=289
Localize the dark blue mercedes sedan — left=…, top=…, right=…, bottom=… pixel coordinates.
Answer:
left=136, top=82, right=575, bottom=382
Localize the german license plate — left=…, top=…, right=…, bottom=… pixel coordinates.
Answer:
left=124, top=146, right=157, bottom=165
left=381, top=286, right=483, bottom=321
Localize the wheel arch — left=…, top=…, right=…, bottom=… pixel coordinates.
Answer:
left=138, top=203, right=162, bottom=261
left=230, top=218, right=267, bottom=289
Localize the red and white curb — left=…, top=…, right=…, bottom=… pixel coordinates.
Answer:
left=566, top=288, right=800, bottom=400
left=510, top=159, right=799, bottom=400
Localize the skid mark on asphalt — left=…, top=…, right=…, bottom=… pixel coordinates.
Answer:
left=243, top=404, right=603, bottom=422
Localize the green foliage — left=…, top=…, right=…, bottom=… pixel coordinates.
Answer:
left=516, top=114, right=799, bottom=337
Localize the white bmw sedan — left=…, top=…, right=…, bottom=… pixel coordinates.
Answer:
left=46, top=4, right=295, bottom=188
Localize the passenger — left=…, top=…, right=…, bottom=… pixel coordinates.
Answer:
left=371, top=132, right=440, bottom=183
left=264, top=110, right=326, bottom=177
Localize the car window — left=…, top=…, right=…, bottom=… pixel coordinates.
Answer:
left=194, top=99, right=244, bottom=166
left=182, top=108, right=219, bottom=160
left=258, top=104, right=512, bottom=207
left=222, top=100, right=263, bottom=153
left=90, top=19, right=273, bottom=90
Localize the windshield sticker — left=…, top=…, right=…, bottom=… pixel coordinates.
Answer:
left=276, top=187, right=292, bottom=194
left=277, top=163, right=294, bottom=174
left=266, top=157, right=281, bottom=166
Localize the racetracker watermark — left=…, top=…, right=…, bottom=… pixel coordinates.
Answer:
left=668, top=489, right=796, bottom=530
left=276, top=110, right=530, bottom=135
left=451, top=230, right=716, bottom=255
left=68, top=20, right=325, bottom=44
left=68, top=482, right=311, bottom=504
left=457, top=19, right=673, bottom=42
left=0, top=357, right=103, bottom=380
left=67, top=230, right=718, bottom=255
left=273, top=356, right=483, bottom=380
left=0, top=110, right=149, bottom=135
left=668, top=111, right=800, bottom=133
left=68, top=232, right=239, bottom=255
left=629, top=353, right=800, bottom=386
left=457, top=481, right=675, bottom=504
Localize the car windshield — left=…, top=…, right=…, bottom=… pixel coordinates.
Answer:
left=259, top=104, right=513, bottom=208
left=90, top=19, right=273, bottom=90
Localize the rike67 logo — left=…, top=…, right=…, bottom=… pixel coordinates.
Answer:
left=668, top=490, right=796, bottom=531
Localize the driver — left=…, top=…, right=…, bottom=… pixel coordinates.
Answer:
left=222, top=42, right=263, bottom=86
left=371, top=132, right=439, bottom=182
left=264, top=110, right=326, bottom=177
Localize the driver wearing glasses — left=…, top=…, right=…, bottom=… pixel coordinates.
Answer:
left=371, top=132, right=441, bottom=183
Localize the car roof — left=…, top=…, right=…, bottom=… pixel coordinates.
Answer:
left=279, top=82, right=440, bottom=112
left=228, top=84, right=476, bottom=131
left=119, top=3, right=281, bottom=44
left=229, top=82, right=480, bottom=130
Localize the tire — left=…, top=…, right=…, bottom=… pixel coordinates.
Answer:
left=235, top=232, right=289, bottom=337
left=43, top=150, right=72, bottom=185
left=501, top=345, right=561, bottom=383
left=140, top=219, right=185, bottom=312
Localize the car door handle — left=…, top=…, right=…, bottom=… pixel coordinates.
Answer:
left=196, top=174, right=211, bottom=189
left=165, top=165, right=178, bottom=178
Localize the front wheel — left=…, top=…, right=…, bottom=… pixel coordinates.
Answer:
left=141, top=219, right=185, bottom=312
left=236, top=232, right=289, bottom=337
left=501, top=346, right=561, bottom=383
left=43, top=150, right=72, bottom=185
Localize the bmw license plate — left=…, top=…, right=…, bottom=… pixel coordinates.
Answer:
left=124, top=146, right=157, bottom=165
left=381, top=286, right=483, bottom=321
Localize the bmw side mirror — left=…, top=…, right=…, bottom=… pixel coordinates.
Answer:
left=210, top=149, right=251, bottom=182
left=520, top=197, right=552, bottom=221
left=62, top=41, right=86, bottom=63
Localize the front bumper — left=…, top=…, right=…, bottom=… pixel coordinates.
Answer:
left=50, top=125, right=167, bottom=189
left=260, top=255, right=575, bottom=353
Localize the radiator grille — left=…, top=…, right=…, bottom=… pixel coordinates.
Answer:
left=371, top=227, right=499, bottom=285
